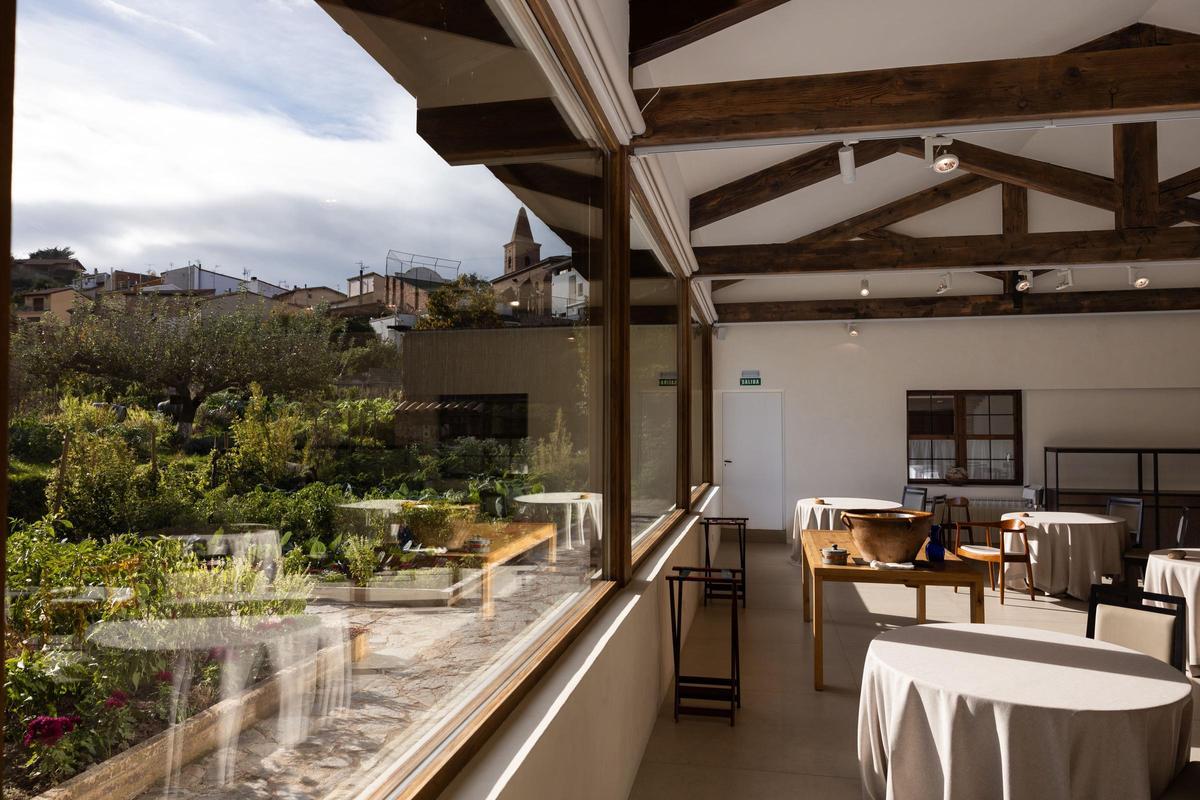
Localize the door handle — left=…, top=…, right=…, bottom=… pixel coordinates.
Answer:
left=724, top=460, right=733, bottom=464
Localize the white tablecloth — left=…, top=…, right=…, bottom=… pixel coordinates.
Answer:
left=999, top=511, right=1126, bottom=600
left=514, top=492, right=602, bottom=549
left=790, top=497, right=901, bottom=564
left=859, top=623, right=1192, bottom=800
left=1144, top=548, right=1200, bottom=668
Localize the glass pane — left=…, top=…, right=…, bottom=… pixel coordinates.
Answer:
left=932, top=440, right=955, bottom=460
left=931, top=460, right=956, bottom=479
left=991, top=461, right=1016, bottom=481
left=990, top=415, right=1014, bottom=435
left=630, top=241, right=678, bottom=544
left=689, top=317, right=704, bottom=491
left=5, top=4, right=608, bottom=797
left=967, top=439, right=990, bottom=459
left=965, top=394, right=989, bottom=415
left=907, top=394, right=933, bottom=413
left=968, top=460, right=993, bottom=479
left=990, top=394, right=1014, bottom=414
left=966, top=415, right=990, bottom=434
left=929, top=395, right=955, bottom=435
left=908, top=439, right=933, bottom=459
left=908, top=461, right=935, bottom=479
left=991, top=439, right=1015, bottom=461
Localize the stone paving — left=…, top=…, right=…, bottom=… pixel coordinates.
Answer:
left=138, top=548, right=596, bottom=800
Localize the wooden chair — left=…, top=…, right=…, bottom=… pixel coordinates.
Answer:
left=1123, top=508, right=1191, bottom=584
left=1086, top=583, right=1186, bottom=671
left=953, top=518, right=1035, bottom=604
left=901, top=485, right=927, bottom=511
left=943, top=496, right=972, bottom=542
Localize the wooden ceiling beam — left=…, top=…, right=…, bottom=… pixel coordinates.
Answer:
left=630, top=0, right=790, bottom=67
left=489, top=162, right=603, bottom=205
left=716, top=288, right=1200, bottom=323
left=794, top=173, right=996, bottom=243
left=694, top=226, right=1200, bottom=278
left=895, top=139, right=1115, bottom=210
left=1114, top=122, right=1159, bottom=228
left=1002, top=184, right=1028, bottom=236
left=1068, top=23, right=1200, bottom=53
left=690, top=139, right=902, bottom=230
left=416, top=98, right=589, bottom=165
left=635, top=44, right=1200, bottom=149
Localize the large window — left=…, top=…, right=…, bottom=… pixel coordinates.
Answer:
left=689, top=315, right=705, bottom=493
left=5, top=4, right=613, bottom=800
left=629, top=244, right=680, bottom=544
left=907, top=390, right=1023, bottom=484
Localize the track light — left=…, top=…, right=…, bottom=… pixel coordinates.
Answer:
left=1128, top=266, right=1150, bottom=289
left=935, top=273, right=951, bottom=295
left=509, top=299, right=520, bottom=307
left=859, top=278, right=870, bottom=297
left=839, top=141, right=857, bottom=184
left=847, top=323, right=859, bottom=337
left=1055, top=269, right=1073, bottom=291
left=1015, top=270, right=1033, bottom=292
left=924, top=136, right=958, bottom=173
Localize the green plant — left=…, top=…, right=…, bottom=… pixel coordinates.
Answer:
left=49, top=430, right=141, bottom=537
left=9, top=417, right=63, bottom=462
left=531, top=410, right=585, bottom=491
left=222, top=385, right=303, bottom=490
left=343, top=535, right=380, bottom=587
left=402, top=503, right=476, bottom=548
left=8, top=460, right=52, bottom=521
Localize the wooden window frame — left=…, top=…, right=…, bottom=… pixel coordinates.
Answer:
left=906, top=389, right=1024, bottom=486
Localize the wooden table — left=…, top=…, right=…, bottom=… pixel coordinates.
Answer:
left=444, top=522, right=558, bottom=616
left=800, top=530, right=986, bottom=690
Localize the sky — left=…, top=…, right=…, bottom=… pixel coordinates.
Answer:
left=11, top=0, right=566, bottom=288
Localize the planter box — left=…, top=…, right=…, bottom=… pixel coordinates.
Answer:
left=33, top=637, right=349, bottom=800
left=309, top=567, right=482, bottom=607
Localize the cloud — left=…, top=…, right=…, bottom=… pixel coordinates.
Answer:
left=11, top=0, right=567, bottom=287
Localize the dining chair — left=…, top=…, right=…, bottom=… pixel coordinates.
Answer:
left=1123, top=507, right=1191, bottom=584
left=901, top=485, right=927, bottom=511
left=1085, top=583, right=1186, bottom=671
left=943, top=496, right=972, bottom=542
left=953, top=518, right=1035, bottom=604
left=1107, top=496, right=1145, bottom=548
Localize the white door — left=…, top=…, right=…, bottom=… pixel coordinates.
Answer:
left=721, top=392, right=784, bottom=531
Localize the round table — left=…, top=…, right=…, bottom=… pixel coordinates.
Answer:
left=514, top=492, right=602, bottom=550
left=858, top=623, right=1192, bottom=800
left=999, top=511, right=1126, bottom=600
left=1144, top=548, right=1200, bottom=669
left=791, top=497, right=901, bottom=564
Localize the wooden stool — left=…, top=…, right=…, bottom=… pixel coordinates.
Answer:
left=701, top=517, right=748, bottom=607
left=667, top=566, right=743, bottom=725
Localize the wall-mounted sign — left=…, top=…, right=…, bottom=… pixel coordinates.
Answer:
left=739, top=369, right=762, bottom=387
left=658, top=371, right=678, bottom=387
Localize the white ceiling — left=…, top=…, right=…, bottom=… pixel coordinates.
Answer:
left=627, top=0, right=1200, bottom=304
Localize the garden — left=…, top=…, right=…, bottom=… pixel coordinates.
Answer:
left=4, top=298, right=583, bottom=799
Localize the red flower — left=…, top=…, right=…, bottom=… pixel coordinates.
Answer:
left=23, top=715, right=81, bottom=748
left=154, top=669, right=174, bottom=684
left=104, top=690, right=129, bottom=709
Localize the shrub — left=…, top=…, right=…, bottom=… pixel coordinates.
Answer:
left=9, top=418, right=62, bottom=462
left=402, top=503, right=476, bottom=547
left=222, top=385, right=302, bottom=490
left=8, top=461, right=51, bottom=521
left=343, top=535, right=379, bottom=587
left=50, top=431, right=141, bottom=537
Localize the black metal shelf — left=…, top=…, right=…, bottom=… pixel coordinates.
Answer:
left=1044, top=446, right=1200, bottom=549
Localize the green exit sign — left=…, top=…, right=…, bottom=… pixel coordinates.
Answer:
left=658, top=371, right=678, bottom=387
left=740, top=369, right=761, bottom=386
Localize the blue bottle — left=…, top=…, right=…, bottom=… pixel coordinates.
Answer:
left=926, top=524, right=946, bottom=563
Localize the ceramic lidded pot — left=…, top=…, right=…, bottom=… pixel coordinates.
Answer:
left=840, top=509, right=932, bottom=563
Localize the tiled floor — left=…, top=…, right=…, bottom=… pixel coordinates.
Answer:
left=629, top=540, right=1200, bottom=800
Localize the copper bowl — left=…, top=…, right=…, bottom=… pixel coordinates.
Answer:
left=840, top=509, right=932, bottom=563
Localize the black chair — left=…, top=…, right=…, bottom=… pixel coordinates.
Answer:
left=901, top=485, right=927, bottom=511
left=1125, top=508, right=1191, bottom=581
left=1086, top=584, right=1186, bottom=671
left=1107, top=495, right=1145, bottom=548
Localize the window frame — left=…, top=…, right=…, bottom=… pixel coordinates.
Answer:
left=905, top=389, right=1024, bottom=486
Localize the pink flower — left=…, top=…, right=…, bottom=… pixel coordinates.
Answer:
left=104, top=690, right=129, bottom=709
left=23, top=715, right=81, bottom=748
left=207, top=646, right=227, bottom=662
left=154, top=669, right=174, bottom=684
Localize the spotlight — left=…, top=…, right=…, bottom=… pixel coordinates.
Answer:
left=1055, top=269, right=1073, bottom=291
left=935, top=273, right=951, bottom=295
left=509, top=299, right=520, bottom=307
left=1015, top=270, right=1033, bottom=292
left=1128, top=266, right=1150, bottom=289
left=859, top=278, right=870, bottom=297
left=838, top=141, right=857, bottom=184
left=847, top=323, right=859, bottom=337
left=924, top=135, right=957, bottom=173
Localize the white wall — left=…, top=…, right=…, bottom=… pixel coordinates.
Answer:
left=439, top=494, right=721, bottom=800
left=713, top=313, right=1200, bottom=527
